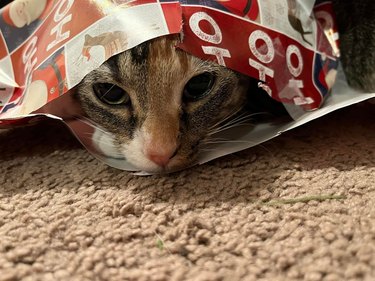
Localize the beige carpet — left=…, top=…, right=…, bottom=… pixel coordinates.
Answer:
left=0, top=102, right=374, bottom=281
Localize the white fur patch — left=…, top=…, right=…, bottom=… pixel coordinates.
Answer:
left=92, top=127, right=124, bottom=159
left=120, top=128, right=162, bottom=172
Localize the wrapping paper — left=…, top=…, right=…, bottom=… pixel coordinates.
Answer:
left=0, top=0, right=374, bottom=173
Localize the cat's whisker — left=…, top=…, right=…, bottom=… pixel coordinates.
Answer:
left=208, top=111, right=269, bottom=136
left=208, top=107, right=244, bottom=130
left=202, top=138, right=255, bottom=145
left=216, top=115, right=254, bottom=129
left=203, top=141, right=230, bottom=145
left=207, top=110, right=273, bottom=136
left=215, top=117, right=250, bottom=130
left=210, top=109, right=265, bottom=128
left=208, top=117, right=252, bottom=133
left=204, top=137, right=229, bottom=142
left=71, top=115, right=110, bottom=134
left=199, top=148, right=219, bottom=152
left=207, top=121, right=254, bottom=136
left=68, top=114, right=92, bottom=124
left=201, top=136, right=232, bottom=145
left=223, top=111, right=269, bottom=125
left=206, top=139, right=257, bottom=144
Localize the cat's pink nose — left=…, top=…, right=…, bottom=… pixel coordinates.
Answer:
left=144, top=135, right=178, bottom=167
left=145, top=145, right=177, bottom=167
left=147, top=153, right=172, bottom=167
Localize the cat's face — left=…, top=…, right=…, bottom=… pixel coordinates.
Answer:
left=75, top=35, right=249, bottom=173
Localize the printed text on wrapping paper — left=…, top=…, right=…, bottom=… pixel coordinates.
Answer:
left=189, top=11, right=305, bottom=96
left=23, top=0, right=74, bottom=82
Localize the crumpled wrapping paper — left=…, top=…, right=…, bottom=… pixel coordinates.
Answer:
left=0, top=0, right=373, bottom=172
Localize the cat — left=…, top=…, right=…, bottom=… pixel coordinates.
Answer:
left=332, top=0, right=375, bottom=92
left=72, top=1, right=374, bottom=173
left=74, top=35, right=252, bottom=173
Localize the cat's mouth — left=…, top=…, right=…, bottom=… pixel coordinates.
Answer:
left=120, top=143, right=199, bottom=174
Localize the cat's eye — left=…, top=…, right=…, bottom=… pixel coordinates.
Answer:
left=93, top=83, right=130, bottom=105
left=183, top=72, right=216, bottom=101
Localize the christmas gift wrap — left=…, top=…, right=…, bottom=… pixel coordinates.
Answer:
left=0, top=0, right=374, bottom=173
left=0, top=0, right=182, bottom=120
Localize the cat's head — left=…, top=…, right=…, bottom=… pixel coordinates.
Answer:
left=75, top=35, right=249, bottom=173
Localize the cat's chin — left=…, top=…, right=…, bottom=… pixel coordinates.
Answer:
left=135, top=165, right=188, bottom=175
left=139, top=163, right=194, bottom=175
left=125, top=154, right=194, bottom=174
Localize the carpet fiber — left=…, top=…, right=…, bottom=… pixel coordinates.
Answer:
left=0, top=102, right=374, bottom=281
